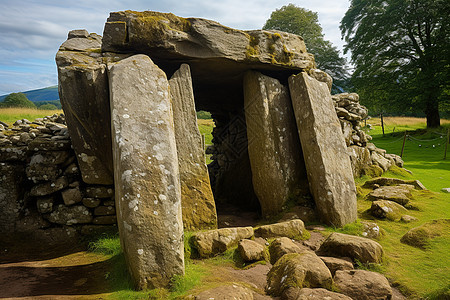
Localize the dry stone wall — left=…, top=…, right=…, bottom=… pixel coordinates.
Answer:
left=0, top=115, right=117, bottom=237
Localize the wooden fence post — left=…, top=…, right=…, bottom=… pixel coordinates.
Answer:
left=401, top=131, right=407, bottom=158
left=380, top=113, right=385, bottom=137
left=444, top=128, right=449, bottom=160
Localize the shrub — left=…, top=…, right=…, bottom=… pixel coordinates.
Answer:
left=196, top=110, right=212, bottom=119
left=0, top=93, right=36, bottom=108
left=38, top=104, right=58, bottom=110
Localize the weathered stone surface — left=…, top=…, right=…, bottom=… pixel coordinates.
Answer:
left=363, top=177, right=427, bottom=190
left=30, top=151, right=71, bottom=165
left=82, top=197, right=101, bottom=208
left=400, top=215, right=418, bottom=223
left=361, top=221, right=382, bottom=239
left=30, top=176, right=69, bottom=196
left=370, top=152, right=392, bottom=172
left=266, top=252, right=332, bottom=296
left=36, top=197, right=55, bottom=214
left=288, top=72, right=357, bottom=227
left=347, top=145, right=372, bottom=177
left=0, top=163, right=25, bottom=232
left=244, top=71, right=308, bottom=216
left=238, top=239, right=266, bottom=262
left=368, top=185, right=413, bottom=206
left=334, top=270, right=392, bottom=300
left=370, top=200, right=408, bottom=221
left=56, top=36, right=113, bottom=185
left=309, top=69, right=332, bottom=92
left=269, top=237, right=303, bottom=264
left=282, top=287, right=353, bottom=300
left=93, top=215, right=117, bottom=225
left=94, top=205, right=116, bottom=216
left=0, top=146, right=28, bottom=162
left=318, top=232, right=383, bottom=263
left=169, top=63, right=217, bottom=230
left=255, top=219, right=307, bottom=240
left=26, top=163, right=61, bottom=182
left=400, top=219, right=450, bottom=249
left=191, top=226, right=254, bottom=258
left=192, top=283, right=254, bottom=300
left=81, top=225, right=118, bottom=236
left=28, top=138, right=71, bottom=151
left=61, top=187, right=83, bottom=206
left=84, top=186, right=114, bottom=198
left=60, top=32, right=102, bottom=52
left=108, top=54, right=184, bottom=289
left=441, top=188, right=450, bottom=193
left=319, top=256, right=354, bottom=276
left=46, top=204, right=93, bottom=225
left=103, top=11, right=314, bottom=69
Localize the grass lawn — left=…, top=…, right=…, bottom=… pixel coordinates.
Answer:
left=355, top=117, right=450, bottom=299
left=0, top=107, right=63, bottom=126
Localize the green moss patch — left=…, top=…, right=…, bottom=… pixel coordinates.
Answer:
left=400, top=219, right=450, bottom=249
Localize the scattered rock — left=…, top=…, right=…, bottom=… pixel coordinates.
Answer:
left=192, top=227, right=254, bottom=258
left=317, top=232, right=383, bottom=263
left=400, top=215, right=418, bottom=223
left=255, top=219, right=308, bottom=240
left=361, top=221, right=382, bottom=239
left=282, top=287, right=353, bottom=300
left=363, top=177, right=426, bottom=190
left=191, top=283, right=254, bottom=300
left=238, top=239, right=267, bottom=262
left=266, top=252, right=332, bottom=296
left=334, top=270, right=392, bottom=300
left=441, top=188, right=450, bottom=193
left=319, top=256, right=354, bottom=276
left=269, top=237, right=303, bottom=264
left=367, top=185, right=414, bottom=206
left=370, top=200, right=408, bottom=221
left=400, top=219, right=450, bottom=249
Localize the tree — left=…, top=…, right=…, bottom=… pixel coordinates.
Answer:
left=341, top=0, right=450, bottom=127
left=263, top=4, right=350, bottom=92
left=0, top=93, right=36, bottom=109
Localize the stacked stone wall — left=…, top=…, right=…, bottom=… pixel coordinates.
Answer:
left=0, top=114, right=116, bottom=237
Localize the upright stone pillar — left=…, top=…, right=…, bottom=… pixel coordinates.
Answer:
left=169, top=64, right=217, bottom=230
left=108, top=54, right=184, bottom=289
left=56, top=32, right=114, bottom=185
left=288, top=72, right=357, bottom=227
left=243, top=71, right=308, bottom=216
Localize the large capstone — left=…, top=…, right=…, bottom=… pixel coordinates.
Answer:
left=56, top=33, right=114, bottom=185
left=108, top=54, right=184, bottom=289
left=288, top=72, right=357, bottom=227
left=169, top=64, right=217, bottom=230
left=243, top=71, right=308, bottom=216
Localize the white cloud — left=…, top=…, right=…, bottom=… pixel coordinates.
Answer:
left=0, top=0, right=351, bottom=95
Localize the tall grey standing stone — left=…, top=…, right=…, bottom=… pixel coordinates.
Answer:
left=244, top=71, right=308, bottom=216
left=56, top=33, right=113, bottom=185
left=169, top=64, right=217, bottom=230
left=288, top=72, right=357, bottom=227
left=108, top=54, right=184, bottom=289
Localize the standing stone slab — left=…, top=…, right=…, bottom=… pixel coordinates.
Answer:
left=56, top=47, right=113, bottom=185
left=288, top=72, right=357, bottom=227
left=169, top=64, right=217, bottom=230
left=244, top=71, right=308, bottom=216
left=108, top=54, right=184, bottom=289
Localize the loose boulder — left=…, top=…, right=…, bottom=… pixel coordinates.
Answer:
left=192, top=283, right=254, bottom=300
left=319, top=256, right=354, bottom=276
left=317, top=232, right=383, bottom=264
left=369, top=200, right=408, bottom=221
left=282, top=287, right=353, bottom=300
left=191, top=227, right=254, bottom=258
left=108, top=54, right=184, bottom=289
left=288, top=72, right=357, bottom=227
left=334, top=270, right=392, bottom=300
left=367, top=185, right=414, bottom=206
left=238, top=239, right=267, bottom=262
left=266, top=252, right=332, bottom=296
left=255, top=219, right=308, bottom=240
left=269, top=237, right=303, bottom=264
left=400, top=219, right=450, bottom=249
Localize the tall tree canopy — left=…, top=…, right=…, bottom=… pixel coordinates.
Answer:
left=263, top=4, right=349, bottom=93
left=341, top=0, right=450, bottom=127
left=0, top=92, right=36, bottom=108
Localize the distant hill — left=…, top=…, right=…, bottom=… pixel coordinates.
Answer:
left=0, top=86, right=59, bottom=102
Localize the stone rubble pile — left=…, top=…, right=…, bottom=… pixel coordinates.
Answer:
left=188, top=220, right=393, bottom=300
left=0, top=114, right=116, bottom=235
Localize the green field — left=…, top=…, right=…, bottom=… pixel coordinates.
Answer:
left=0, top=107, right=63, bottom=126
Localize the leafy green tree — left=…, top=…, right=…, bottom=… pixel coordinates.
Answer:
left=263, top=4, right=350, bottom=92
left=38, top=104, right=58, bottom=110
left=0, top=93, right=36, bottom=108
left=341, top=0, right=450, bottom=127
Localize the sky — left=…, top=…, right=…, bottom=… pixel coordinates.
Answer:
left=0, top=0, right=351, bottom=95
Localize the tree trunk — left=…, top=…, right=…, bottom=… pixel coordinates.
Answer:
left=425, top=103, right=440, bottom=128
